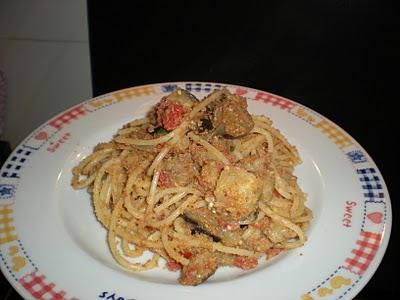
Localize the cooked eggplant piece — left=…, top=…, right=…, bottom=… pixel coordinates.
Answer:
left=183, top=208, right=242, bottom=246
left=190, top=224, right=221, bottom=242
left=167, top=88, right=198, bottom=108
left=198, top=117, right=214, bottom=133
left=211, top=90, right=254, bottom=138
left=179, top=251, right=218, bottom=285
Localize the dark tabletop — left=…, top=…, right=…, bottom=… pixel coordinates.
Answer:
left=2, top=0, right=398, bottom=299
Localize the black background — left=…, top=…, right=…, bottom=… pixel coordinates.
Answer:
left=1, top=0, right=398, bottom=299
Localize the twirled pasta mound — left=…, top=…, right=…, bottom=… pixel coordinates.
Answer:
left=72, top=88, right=312, bottom=285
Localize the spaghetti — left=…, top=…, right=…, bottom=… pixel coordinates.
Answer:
left=71, top=88, right=312, bottom=285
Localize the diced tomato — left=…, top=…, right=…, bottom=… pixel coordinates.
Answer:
left=162, top=102, right=184, bottom=130
left=266, top=248, right=282, bottom=259
left=222, top=145, right=230, bottom=156
left=166, top=260, right=182, bottom=272
left=155, top=98, right=185, bottom=130
left=158, top=169, right=171, bottom=188
left=157, top=142, right=167, bottom=149
left=181, top=250, right=193, bottom=259
left=250, top=217, right=270, bottom=230
left=228, top=154, right=237, bottom=163
left=155, top=99, right=185, bottom=131
left=233, top=256, right=258, bottom=270
left=215, top=161, right=224, bottom=172
left=273, top=189, right=281, bottom=198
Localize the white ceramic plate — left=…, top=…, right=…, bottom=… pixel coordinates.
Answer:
left=0, top=82, right=391, bottom=300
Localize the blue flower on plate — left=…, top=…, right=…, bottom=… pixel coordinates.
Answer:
left=0, top=184, right=15, bottom=199
left=161, top=84, right=177, bottom=93
left=347, top=150, right=367, bottom=163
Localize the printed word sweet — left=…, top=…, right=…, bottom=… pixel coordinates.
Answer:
left=342, top=201, right=357, bottom=228
left=47, top=132, right=71, bottom=153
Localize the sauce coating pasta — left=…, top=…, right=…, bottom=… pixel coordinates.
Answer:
left=71, top=88, right=312, bottom=285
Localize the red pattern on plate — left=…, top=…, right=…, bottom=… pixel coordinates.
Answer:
left=34, top=132, right=48, bottom=141
left=367, top=212, right=383, bottom=224
left=19, top=271, right=78, bottom=300
left=48, top=105, right=87, bottom=130
left=235, top=87, right=248, bottom=96
left=254, top=91, right=295, bottom=110
left=343, top=230, right=382, bottom=275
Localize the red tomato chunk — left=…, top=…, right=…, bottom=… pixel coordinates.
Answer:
left=158, top=169, right=171, bottom=188
left=166, top=260, right=182, bottom=272
left=156, top=100, right=185, bottom=131
left=233, top=256, right=258, bottom=270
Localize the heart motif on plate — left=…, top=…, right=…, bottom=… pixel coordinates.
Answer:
left=35, top=131, right=48, bottom=140
left=367, top=212, right=383, bottom=224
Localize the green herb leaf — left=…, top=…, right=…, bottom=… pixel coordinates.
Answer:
left=154, top=127, right=168, bottom=137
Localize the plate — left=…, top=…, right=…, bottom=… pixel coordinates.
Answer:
left=0, top=82, right=391, bottom=300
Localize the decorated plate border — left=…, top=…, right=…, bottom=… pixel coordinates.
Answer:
left=0, top=82, right=391, bottom=300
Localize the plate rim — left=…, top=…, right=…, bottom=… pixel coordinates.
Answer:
left=0, top=81, right=392, bottom=300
